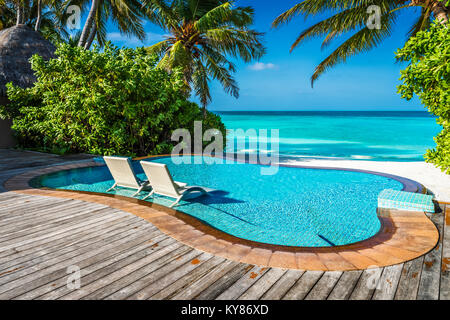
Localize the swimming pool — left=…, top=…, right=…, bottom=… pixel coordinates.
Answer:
left=31, top=156, right=407, bottom=247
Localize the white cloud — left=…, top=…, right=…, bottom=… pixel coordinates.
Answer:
left=248, top=62, right=278, bottom=71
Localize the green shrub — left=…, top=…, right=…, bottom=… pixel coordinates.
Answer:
left=397, top=23, right=450, bottom=174
left=0, top=43, right=225, bottom=157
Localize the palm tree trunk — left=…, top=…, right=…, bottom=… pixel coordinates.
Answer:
left=84, top=23, right=97, bottom=50
left=35, top=0, right=42, bottom=31
left=431, top=1, right=448, bottom=23
left=78, top=0, right=100, bottom=47
left=16, top=1, right=24, bottom=25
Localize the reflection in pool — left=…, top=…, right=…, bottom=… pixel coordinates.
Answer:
left=32, top=156, right=404, bottom=247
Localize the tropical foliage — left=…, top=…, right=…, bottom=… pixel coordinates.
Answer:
left=397, top=22, right=450, bottom=173
left=144, top=0, right=265, bottom=115
left=0, top=43, right=225, bottom=156
left=273, top=0, right=449, bottom=85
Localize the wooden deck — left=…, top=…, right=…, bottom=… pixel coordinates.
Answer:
left=0, top=149, right=449, bottom=300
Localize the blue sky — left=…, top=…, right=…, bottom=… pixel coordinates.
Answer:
left=100, top=0, right=424, bottom=111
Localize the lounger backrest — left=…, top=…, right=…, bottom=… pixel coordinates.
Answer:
left=140, top=161, right=180, bottom=198
left=104, top=156, right=140, bottom=188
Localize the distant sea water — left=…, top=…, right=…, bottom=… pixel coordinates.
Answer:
left=215, top=111, right=442, bottom=162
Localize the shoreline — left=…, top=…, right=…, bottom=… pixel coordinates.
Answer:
left=278, top=158, right=450, bottom=202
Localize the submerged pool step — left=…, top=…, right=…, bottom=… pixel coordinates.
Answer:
left=378, top=189, right=435, bottom=213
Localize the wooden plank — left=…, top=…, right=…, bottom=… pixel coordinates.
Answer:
left=0, top=206, right=123, bottom=247
left=282, top=271, right=323, bottom=300
left=372, top=264, right=403, bottom=300
left=123, top=252, right=216, bottom=300
left=37, top=236, right=177, bottom=300
left=18, top=235, right=175, bottom=300
left=417, top=211, right=443, bottom=300
left=0, top=195, right=77, bottom=212
left=0, top=226, right=157, bottom=298
left=0, top=204, right=122, bottom=242
left=304, top=271, right=342, bottom=300
left=0, top=198, right=87, bottom=220
left=327, top=270, right=362, bottom=300
left=0, top=218, right=150, bottom=273
left=150, top=256, right=226, bottom=300
left=238, top=268, right=286, bottom=300
left=349, top=268, right=383, bottom=300
left=0, top=209, right=128, bottom=252
left=215, top=266, right=268, bottom=300
left=0, top=200, right=76, bottom=220
left=85, top=247, right=199, bottom=300
left=0, top=204, right=115, bottom=241
left=0, top=215, right=142, bottom=271
left=0, top=210, right=129, bottom=259
left=0, top=211, right=133, bottom=260
left=0, top=224, right=156, bottom=295
left=440, top=205, right=450, bottom=300
left=395, top=256, right=424, bottom=300
left=170, top=260, right=239, bottom=300
left=0, top=197, right=101, bottom=220
left=0, top=202, right=104, bottom=232
left=194, top=264, right=253, bottom=300
left=62, top=245, right=194, bottom=300
left=260, top=270, right=304, bottom=300
left=0, top=198, right=65, bottom=214
left=0, top=195, right=56, bottom=210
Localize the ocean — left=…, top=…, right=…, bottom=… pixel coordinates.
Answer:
left=215, top=111, right=442, bottom=161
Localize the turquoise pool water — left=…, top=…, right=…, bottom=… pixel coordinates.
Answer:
left=218, top=111, right=441, bottom=161
left=32, top=156, right=405, bottom=247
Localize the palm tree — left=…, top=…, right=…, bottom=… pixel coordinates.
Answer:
left=143, top=0, right=266, bottom=116
left=77, top=0, right=147, bottom=49
left=273, top=0, right=449, bottom=86
left=0, top=1, right=70, bottom=45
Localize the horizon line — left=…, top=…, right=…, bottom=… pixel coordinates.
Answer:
left=212, top=110, right=428, bottom=112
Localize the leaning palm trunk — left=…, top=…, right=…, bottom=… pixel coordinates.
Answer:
left=84, top=23, right=97, bottom=50
left=35, top=0, right=42, bottom=31
left=144, top=1, right=265, bottom=118
left=78, top=0, right=100, bottom=47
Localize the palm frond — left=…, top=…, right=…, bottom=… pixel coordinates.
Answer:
left=192, top=59, right=211, bottom=107
left=288, top=1, right=395, bottom=52
left=311, top=12, right=397, bottom=86
left=194, top=2, right=232, bottom=32
left=206, top=28, right=265, bottom=61
left=143, top=0, right=179, bottom=30
left=407, top=6, right=432, bottom=39
left=196, top=46, right=238, bottom=98
left=145, top=39, right=171, bottom=57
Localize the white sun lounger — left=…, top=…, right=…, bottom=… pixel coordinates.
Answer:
left=140, top=161, right=209, bottom=208
left=104, top=156, right=150, bottom=197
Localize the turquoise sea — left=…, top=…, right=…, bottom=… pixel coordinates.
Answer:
left=216, top=111, right=442, bottom=161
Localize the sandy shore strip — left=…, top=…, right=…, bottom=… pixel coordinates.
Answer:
left=280, top=159, right=450, bottom=203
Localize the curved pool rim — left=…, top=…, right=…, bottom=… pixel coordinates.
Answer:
left=5, top=157, right=440, bottom=271
left=33, top=154, right=424, bottom=248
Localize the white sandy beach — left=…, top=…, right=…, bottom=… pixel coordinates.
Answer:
left=281, top=159, right=450, bottom=203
